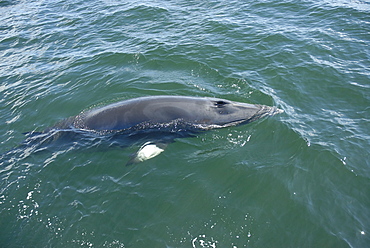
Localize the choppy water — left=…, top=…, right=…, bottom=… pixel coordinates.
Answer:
left=1, top=0, right=369, bottom=247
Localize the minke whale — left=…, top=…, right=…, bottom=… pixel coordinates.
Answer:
left=19, top=95, right=283, bottom=165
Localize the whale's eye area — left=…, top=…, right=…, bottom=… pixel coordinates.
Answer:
left=214, top=100, right=229, bottom=107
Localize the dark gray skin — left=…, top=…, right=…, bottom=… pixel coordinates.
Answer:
left=59, top=95, right=283, bottom=132
left=3, top=96, right=282, bottom=165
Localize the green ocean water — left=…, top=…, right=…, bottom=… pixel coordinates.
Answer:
left=1, top=0, right=369, bottom=247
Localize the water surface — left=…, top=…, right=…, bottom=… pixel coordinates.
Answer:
left=1, top=0, right=369, bottom=247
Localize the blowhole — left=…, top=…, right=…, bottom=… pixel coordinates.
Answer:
left=214, top=100, right=229, bottom=106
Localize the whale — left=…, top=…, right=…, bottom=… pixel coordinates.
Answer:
left=14, top=96, right=284, bottom=164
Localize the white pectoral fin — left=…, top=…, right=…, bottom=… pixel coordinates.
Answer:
left=126, top=142, right=168, bottom=166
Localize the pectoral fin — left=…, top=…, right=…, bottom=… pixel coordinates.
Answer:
left=126, top=142, right=168, bottom=166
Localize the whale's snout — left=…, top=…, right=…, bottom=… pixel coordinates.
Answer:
left=253, top=105, right=284, bottom=121
left=266, top=106, right=284, bottom=116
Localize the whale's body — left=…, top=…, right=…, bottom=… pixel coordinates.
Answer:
left=20, top=96, right=283, bottom=164
left=56, top=95, right=282, bottom=132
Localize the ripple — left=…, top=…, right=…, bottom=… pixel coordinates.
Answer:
left=1, top=0, right=370, bottom=247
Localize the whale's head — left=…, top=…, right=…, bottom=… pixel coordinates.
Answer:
left=194, top=97, right=283, bottom=128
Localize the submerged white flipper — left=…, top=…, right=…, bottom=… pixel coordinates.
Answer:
left=126, top=142, right=167, bottom=165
